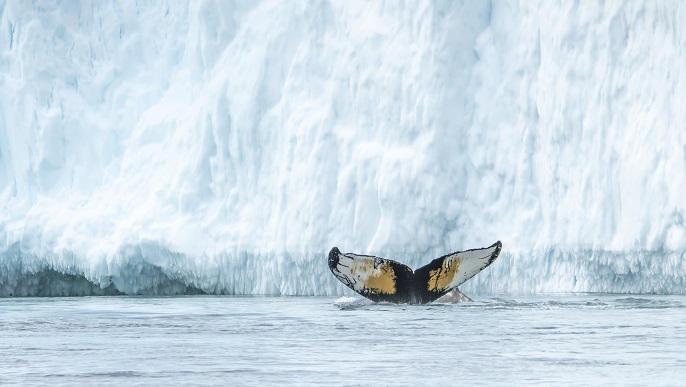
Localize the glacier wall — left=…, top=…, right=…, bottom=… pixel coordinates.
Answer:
left=1, top=0, right=685, bottom=296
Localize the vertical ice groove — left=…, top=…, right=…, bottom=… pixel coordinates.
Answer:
left=0, top=1, right=685, bottom=296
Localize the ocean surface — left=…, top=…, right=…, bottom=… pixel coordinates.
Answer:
left=1, top=294, right=685, bottom=386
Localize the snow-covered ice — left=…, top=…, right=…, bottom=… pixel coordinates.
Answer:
left=1, top=1, right=685, bottom=296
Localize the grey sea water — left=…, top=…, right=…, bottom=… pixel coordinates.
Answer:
left=1, top=294, right=685, bottom=386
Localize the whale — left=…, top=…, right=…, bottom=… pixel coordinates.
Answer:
left=328, top=241, right=502, bottom=304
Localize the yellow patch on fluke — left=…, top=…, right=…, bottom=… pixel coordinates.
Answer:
left=352, top=260, right=397, bottom=295
left=427, top=257, right=463, bottom=292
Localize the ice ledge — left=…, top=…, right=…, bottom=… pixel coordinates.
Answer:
left=1, top=246, right=684, bottom=297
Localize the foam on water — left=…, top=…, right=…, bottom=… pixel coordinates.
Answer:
left=1, top=1, right=685, bottom=296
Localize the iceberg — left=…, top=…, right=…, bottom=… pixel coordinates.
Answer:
left=1, top=1, right=685, bottom=296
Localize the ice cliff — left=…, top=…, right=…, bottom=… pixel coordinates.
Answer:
left=1, top=0, right=685, bottom=296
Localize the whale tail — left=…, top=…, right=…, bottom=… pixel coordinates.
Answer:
left=328, top=241, right=502, bottom=304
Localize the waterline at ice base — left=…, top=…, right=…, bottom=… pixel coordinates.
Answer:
left=1, top=1, right=685, bottom=297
